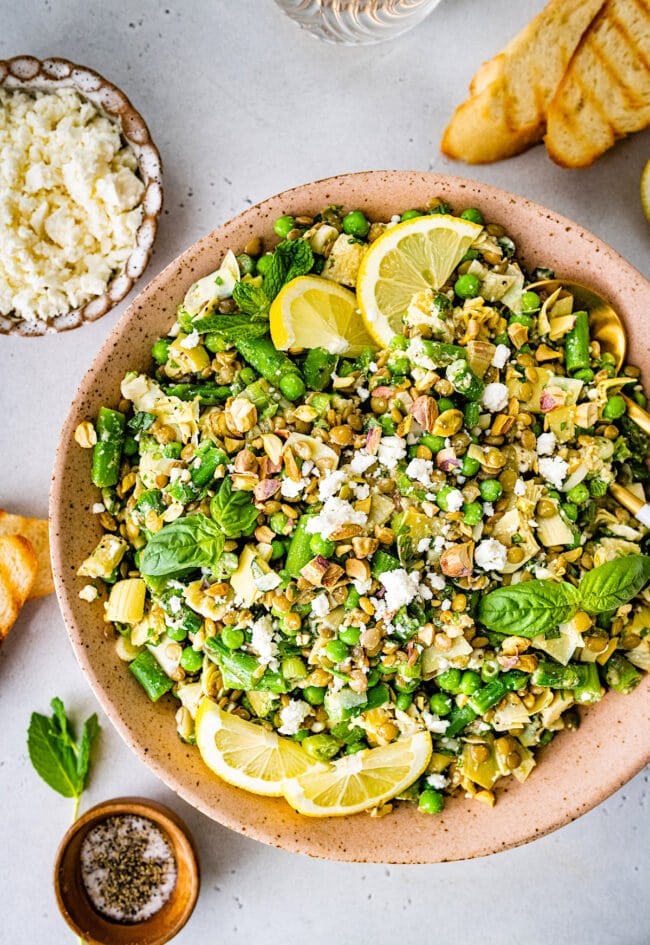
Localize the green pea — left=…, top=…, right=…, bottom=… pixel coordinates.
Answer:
left=428, top=693, right=453, bottom=716
left=303, top=733, right=341, bottom=762
left=163, top=442, right=183, bottom=459
left=481, top=659, right=500, bottom=683
left=310, top=534, right=336, bottom=558
left=454, top=273, right=481, bottom=300
left=274, top=214, right=295, bottom=238
left=460, top=207, right=484, bottom=225
left=461, top=455, right=481, bottom=477
left=282, top=656, right=307, bottom=680
left=151, top=338, right=171, bottom=364
left=573, top=368, right=594, bottom=383
left=379, top=415, right=396, bottom=435
left=303, top=685, right=327, bottom=706
left=389, top=334, right=408, bottom=350
left=205, top=332, right=228, bottom=353
left=436, top=485, right=459, bottom=512
left=270, top=540, right=286, bottom=560
left=566, top=483, right=590, bottom=506
left=394, top=676, right=419, bottom=694
left=562, top=502, right=578, bottom=522
left=270, top=512, right=290, bottom=535
left=508, top=312, right=533, bottom=328
left=419, top=789, right=444, bottom=815
left=390, top=356, right=410, bottom=376
left=420, top=434, right=446, bottom=454
left=520, top=290, right=541, bottom=313
left=342, top=210, right=370, bottom=238
left=179, top=647, right=203, bottom=672
left=339, top=626, right=361, bottom=646
left=325, top=639, right=350, bottom=663
left=463, top=501, right=483, bottom=525
left=279, top=373, right=306, bottom=401
left=166, top=624, right=188, bottom=642
left=123, top=435, right=138, bottom=458
left=236, top=252, right=256, bottom=275
left=395, top=692, right=414, bottom=711
left=459, top=670, right=481, bottom=695
left=603, top=395, right=626, bottom=420
left=256, top=254, right=273, bottom=276
left=460, top=249, right=480, bottom=263
left=221, top=627, right=245, bottom=650
left=400, top=209, right=422, bottom=221
left=437, top=397, right=455, bottom=413
left=479, top=479, right=503, bottom=501
left=239, top=366, right=257, bottom=385
left=436, top=668, right=462, bottom=693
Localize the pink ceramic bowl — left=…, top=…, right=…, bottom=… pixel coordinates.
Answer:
left=50, top=171, right=650, bottom=863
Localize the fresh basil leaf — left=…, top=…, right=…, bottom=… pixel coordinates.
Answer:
left=579, top=554, right=650, bottom=614
left=191, top=312, right=269, bottom=342
left=209, top=478, right=259, bottom=539
left=27, top=699, right=100, bottom=800
left=263, top=239, right=314, bottom=301
left=479, top=580, right=580, bottom=638
left=139, top=513, right=225, bottom=576
left=232, top=282, right=270, bottom=319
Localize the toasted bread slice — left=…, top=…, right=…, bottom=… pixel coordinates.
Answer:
left=0, top=535, right=38, bottom=640
left=441, top=0, right=605, bottom=163
left=0, top=510, right=53, bottom=598
left=545, top=0, right=650, bottom=167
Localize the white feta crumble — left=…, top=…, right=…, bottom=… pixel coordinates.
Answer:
left=305, top=497, right=367, bottom=538
left=417, top=537, right=432, bottom=553
left=179, top=330, right=200, bottom=349
left=482, top=502, right=495, bottom=516
left=378, top=569, right=420, bottom=611
left=491, top=344, right=511, bottom=370
left=281, top=477, right=307, bottom=498
left=421, top=711, right=450, bottom=735
left=445, top=489, right=465, bottom=512
left=168, top=595, right=183, bottom=615
left=78, top=584, right=98, bottom=602
left=250, top=615, right=278, bottom=668
left=407, top=337, right=437, bottom=372
left=426, top=773, right=449, bottom=790
left=475, top=538, right=508, bottom=571
left=92, top=502, right=105, bottom=514
left=377, top=435, right=407, bottom=470
left=318, top=470, right=347, bottom=501
left=538, top=456, right=569, bottom=489
left=278, top=699, right=311, bottom=736
left=514, top=478, right=527, bottom=496
left=356, top=386, right=370, bottom=401
left=405, top=457, right=434, bottom=487
left=311, top=594, right=331, bottom=618
left=353, top=577, right=373, bottom=596
left=353, top=482, right=370, bottom=500
left=536, top=432, right=557, bottom=456
left=428, top=573, right=446, bottom=591
left=348, top=451, right=376, bottom=474
left=534, top=566, right=553, bottom=579
left=441, top=599, right=451, bottom=611
left=481, top=382, right=510, bottom=412
left=431, top=536, right=448, bottom=555
left=255, top=572, right=282, bottom=592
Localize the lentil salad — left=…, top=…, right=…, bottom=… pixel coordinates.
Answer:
left=76, top=198, right=650, bottom=816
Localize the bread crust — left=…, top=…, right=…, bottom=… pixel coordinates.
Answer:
left=0, top=534, right=38, bottom=640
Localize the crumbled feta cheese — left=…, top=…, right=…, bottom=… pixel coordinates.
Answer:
left=538, top=456, right=568, bottom=489
left=431, top=536, right=447, bottom=555
left=481, top=382, right=510, bottom=412
left=179, top=330, right=200, bottom=349
left=417, top=537, right=432, bottom=553
left=278, top=699, right=311, bottom=736
left=491, top=344, right=511, bottom=370
left=405, top=457, right=434, bottom=487
left=534, top=566, right=553, bottom=579
left=0, top=88, right=144, bottom=323
left=255, top=572, right=282, bottom=592
left=306, top=497, right=367, bottom=539
left=349, top=452, right=376, bottom=474
left=353, top=482, right=370, bottom=500
left=407, top=337, right=437, bottom=372
left=356, top=386, right=370, bottom=401
left=353, top=577, right=373, bottom=596
left=92, top=502, right=105, bottom=514
left=441, top=599, right=451, bottom=611
left=311, top=594, right=331, bottom=618
left=250, top=616, right=278, bottom=668
left=281, top=477, right=307, bottom=498
left=318, top=470, right=347, bottom=501
left=78, top=584, right=98, bottom=602
left=421, top=711, right=450, bottom=735
left=514, top=478, right=526, bottom=496
left=168, top=595, right=183, bottom=615
left=426, top=773, right=449, bottom=790
left=536, top=432, right=557, bottom=456
left=428, top=574, right=446, bottom=591
left=482, top=502, right=495, bottom=516
left=445, top=489, right=465, bottom=512
left=475, top=538, right=508, bottom=571
left=377, top=435, right=407, bottom=470
left=378, top=569, right=420, bottom=611
left=368, top=361, right=378, bottom=373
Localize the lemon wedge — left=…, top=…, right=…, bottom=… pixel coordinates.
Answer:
left=195, top=698, right=316, bottom=796
left=283, top=731, right=432, bottom=816
left=269, top=275, right=377, bottom=356
left=642, top=159, right=650, bottom=224
left=357, top=214, right=483, bottom=346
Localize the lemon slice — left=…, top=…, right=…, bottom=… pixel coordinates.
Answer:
left=283, top=731, right=432, bottom=816
left=195, top=698, right=316, bottom=796
left=357, top=215, right=483, bottom=346
left=642, top=159, right=650, bottom=224
left=269, top=275, right=377, bottom=356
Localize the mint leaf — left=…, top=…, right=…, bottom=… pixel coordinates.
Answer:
left=27, top=699, right=99, bottom=800
left=191, top=312, right=269, bottom=342
left=263, top=239, right=314, bottom=301
left=232, top=282, right=270, bottom=319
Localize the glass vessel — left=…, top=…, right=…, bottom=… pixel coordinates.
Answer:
left=275, top=0, right=442, bottom=45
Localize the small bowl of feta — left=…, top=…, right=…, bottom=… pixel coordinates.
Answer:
left=0, top=55, right=163, bottom=336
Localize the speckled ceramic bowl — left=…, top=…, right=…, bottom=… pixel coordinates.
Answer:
left=50, top=171, right=650, bottom=863
left=0, top=55, right=163, bottom=336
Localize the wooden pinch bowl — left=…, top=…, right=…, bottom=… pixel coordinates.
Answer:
left=54, top=797, right=199, bottom=945
left=50, top=171, right=650, bottom=863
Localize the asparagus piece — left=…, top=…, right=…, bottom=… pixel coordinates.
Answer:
left=603, top=652, right=643, bottom=695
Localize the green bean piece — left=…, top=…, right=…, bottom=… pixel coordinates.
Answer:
left=129, top=650, right=174, bottom=702
left=234, top=336, right=306, bottom=401
left=467, top=679, right=507, bottom=714
left=371, top=549, right=401, bottom=578
left=365, top=683, right=390, bottom=710
left=190, top=444, right=227, bottom=489
left=162, top=382, right=231, bottom=405
left=444, top=703, right=478, bottom=737
left=419, top=339, right=467, bottom=367
left=303, top=347, right=339, bottom=391
left=532, top=661, right=582, bottom=689
left=446, top=359, right=484, bottom=401
left=573, top=663, right=603, bottom=705
left=565, top=311, right=590, bottom=374
left=285, top=515, right=316, bottom=578
left=91, top=407, right=126, bottom=488
left=603, top=653, right=642, bottom=695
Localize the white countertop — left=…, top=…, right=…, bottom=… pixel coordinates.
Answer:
left=1, top=1, right=649, bottom=941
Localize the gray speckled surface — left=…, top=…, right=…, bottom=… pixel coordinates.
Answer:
left=1, top=0, right=648, bottom=941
